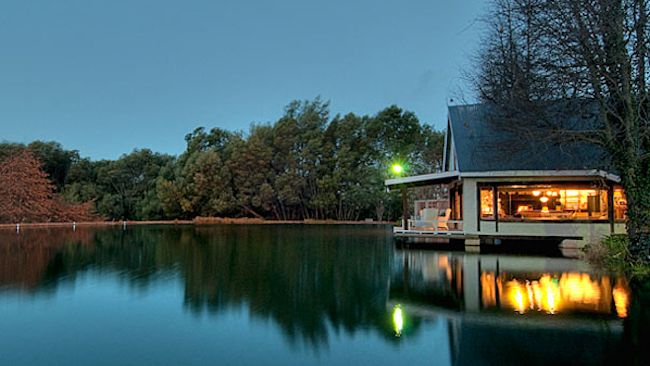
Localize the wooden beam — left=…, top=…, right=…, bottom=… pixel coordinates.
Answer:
left=402, top=186, right=409, bottom=230
left=608, top=184, right=615, bottom=233
left=493, top=185, right=499, bottom=232
left=476, top=185, right=481, bottom=232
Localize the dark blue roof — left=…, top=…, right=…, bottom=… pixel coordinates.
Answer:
left=448, top=103, right=612, bottom=172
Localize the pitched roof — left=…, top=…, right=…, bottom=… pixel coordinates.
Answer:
left=447, top=103, right=612, bottom=173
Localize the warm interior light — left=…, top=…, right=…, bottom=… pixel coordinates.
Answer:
left=532, top=191, right=541, bottom=196
left=540, top=196, right=549, bottom=203
left=392, top=164, right=403, bottom=175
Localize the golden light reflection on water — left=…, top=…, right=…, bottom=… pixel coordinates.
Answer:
left=480, top=272, right=497, bottom=307
left=613, top=279, right=629, bottom=318
left=437, top=255, right=453, bottom=282
left=481, top=272, right=630, bottom=318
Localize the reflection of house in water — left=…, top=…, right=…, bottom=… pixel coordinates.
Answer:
left=389, top=250, right=630, bottom=365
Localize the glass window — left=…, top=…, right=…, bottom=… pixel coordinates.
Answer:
left=481, top=183, right=613, bottom=221
left=480, top=187, right=494, bottom=220
left=614, top=187, right=627, bottom=221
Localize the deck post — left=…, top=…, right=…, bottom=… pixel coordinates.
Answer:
left=608, top=184, right=614, bottom=234
left=401, top=186, right=409, bottom=230
left=492, top=185, right=499, bottom=232
left=464, top=236, right=480, bottom=253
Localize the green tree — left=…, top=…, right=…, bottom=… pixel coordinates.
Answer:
left=95, top=149, right=173, bottom=220
left=229, top=125, right=277, bottom=218
left=176, top=149, right=236, bottom=217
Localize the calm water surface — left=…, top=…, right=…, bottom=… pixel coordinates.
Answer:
left=0, top=225, right=648, bottom=365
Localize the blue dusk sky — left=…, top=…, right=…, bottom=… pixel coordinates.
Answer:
left=0, top=0, right=485, bottom=160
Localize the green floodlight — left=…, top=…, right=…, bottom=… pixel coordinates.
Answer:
left=392, top=164, right=404, bottom=175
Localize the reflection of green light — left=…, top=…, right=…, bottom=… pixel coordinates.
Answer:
left=393, top=305, right=404, bottom=337
left=392, top=164, right=403, bottom=175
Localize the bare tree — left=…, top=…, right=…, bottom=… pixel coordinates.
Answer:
left=474, top=0, right=650, bottom=262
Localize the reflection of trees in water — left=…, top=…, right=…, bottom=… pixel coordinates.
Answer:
left=177, top=226, right=395, bottom=347
left=0, top=225, right=399, bottom=348
left=389, top=251, right=463, bottom=310
left=0, top=228, right=96, bottom=290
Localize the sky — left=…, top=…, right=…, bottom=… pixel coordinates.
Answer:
left=0, top=0, right=485, bottom=160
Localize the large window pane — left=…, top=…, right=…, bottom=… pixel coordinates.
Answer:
left=480, top=187, right=494, bottom=220
left=614, top=187, right=627, bottom=221
left=482, top=184, right=612, bottom=221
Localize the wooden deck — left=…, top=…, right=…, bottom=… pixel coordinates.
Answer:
left=393, top=227, right=468, bottom=240
left=393, top=225, right=582, bottom=244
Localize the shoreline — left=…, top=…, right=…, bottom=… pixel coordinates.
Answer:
left=0, top=218, right=394, bottom=231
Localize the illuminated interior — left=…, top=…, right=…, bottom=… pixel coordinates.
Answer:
left=480, top=184, right=626, bottom=221
left=480, top=271, right=630, bottom=318
left=614, top=188, right=627, bottom=220
left=480, top=188, right=494, bottom=219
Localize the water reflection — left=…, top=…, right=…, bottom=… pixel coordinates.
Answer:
left=391, top=250, right=630, bottom=318
left=0, top=226, right=647, bottom=365
left=389, top=250, right=643, bottom=365
left=392, top=305, right=404, bottom=337
left=0, top=225, right=399, bottom=349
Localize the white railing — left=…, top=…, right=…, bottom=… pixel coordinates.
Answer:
left=404, top=219, right=464, bottom=233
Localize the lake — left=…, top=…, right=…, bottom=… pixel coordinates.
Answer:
left=0, top=225, right=648, bottom=365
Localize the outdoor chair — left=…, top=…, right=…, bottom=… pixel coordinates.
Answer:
left=437, top=208, right=451, bottom=230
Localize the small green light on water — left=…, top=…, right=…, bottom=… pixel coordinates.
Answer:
left=393, top=305, right=404, bottom=337
left=392, top=164, right=403, bottom=175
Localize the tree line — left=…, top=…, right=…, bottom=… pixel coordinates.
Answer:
left=0, top=99, right=443, bottom=223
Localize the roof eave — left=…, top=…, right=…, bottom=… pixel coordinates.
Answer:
left=384, top=171, right=461, bottom=188
left=384, top=169, right=620, bottom=189
left=460, top=169, right=620, bottom=182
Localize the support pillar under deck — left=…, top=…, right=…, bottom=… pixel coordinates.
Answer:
left=464, top=237, right=481, bottom=253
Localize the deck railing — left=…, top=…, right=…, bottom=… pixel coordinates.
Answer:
left=402, top=219, right=464, bottom=233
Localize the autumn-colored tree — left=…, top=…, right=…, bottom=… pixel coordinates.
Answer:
left=0, top=150, right=56, bottom=223
left=0, top=150, right=98, bottom=223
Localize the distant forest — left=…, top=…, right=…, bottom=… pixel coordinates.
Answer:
left=0, top=99, right=444, bottom=223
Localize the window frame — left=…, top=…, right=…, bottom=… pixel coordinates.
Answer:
left=477, top=181, right=623, bottom=223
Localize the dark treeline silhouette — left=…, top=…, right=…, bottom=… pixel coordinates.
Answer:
left=0, top=99, right=443, bottom=222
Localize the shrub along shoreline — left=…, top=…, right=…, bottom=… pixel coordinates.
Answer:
left=0, top=218, right=395, bottom=231
left=584, top=235, right=650, bottom=278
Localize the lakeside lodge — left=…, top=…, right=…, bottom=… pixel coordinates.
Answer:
left=385, top=103, right=627, bottom=251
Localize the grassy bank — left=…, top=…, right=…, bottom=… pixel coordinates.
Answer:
left=584, top=235, right=650, bottom=278
left=0, top=217, right=394, bottom=231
